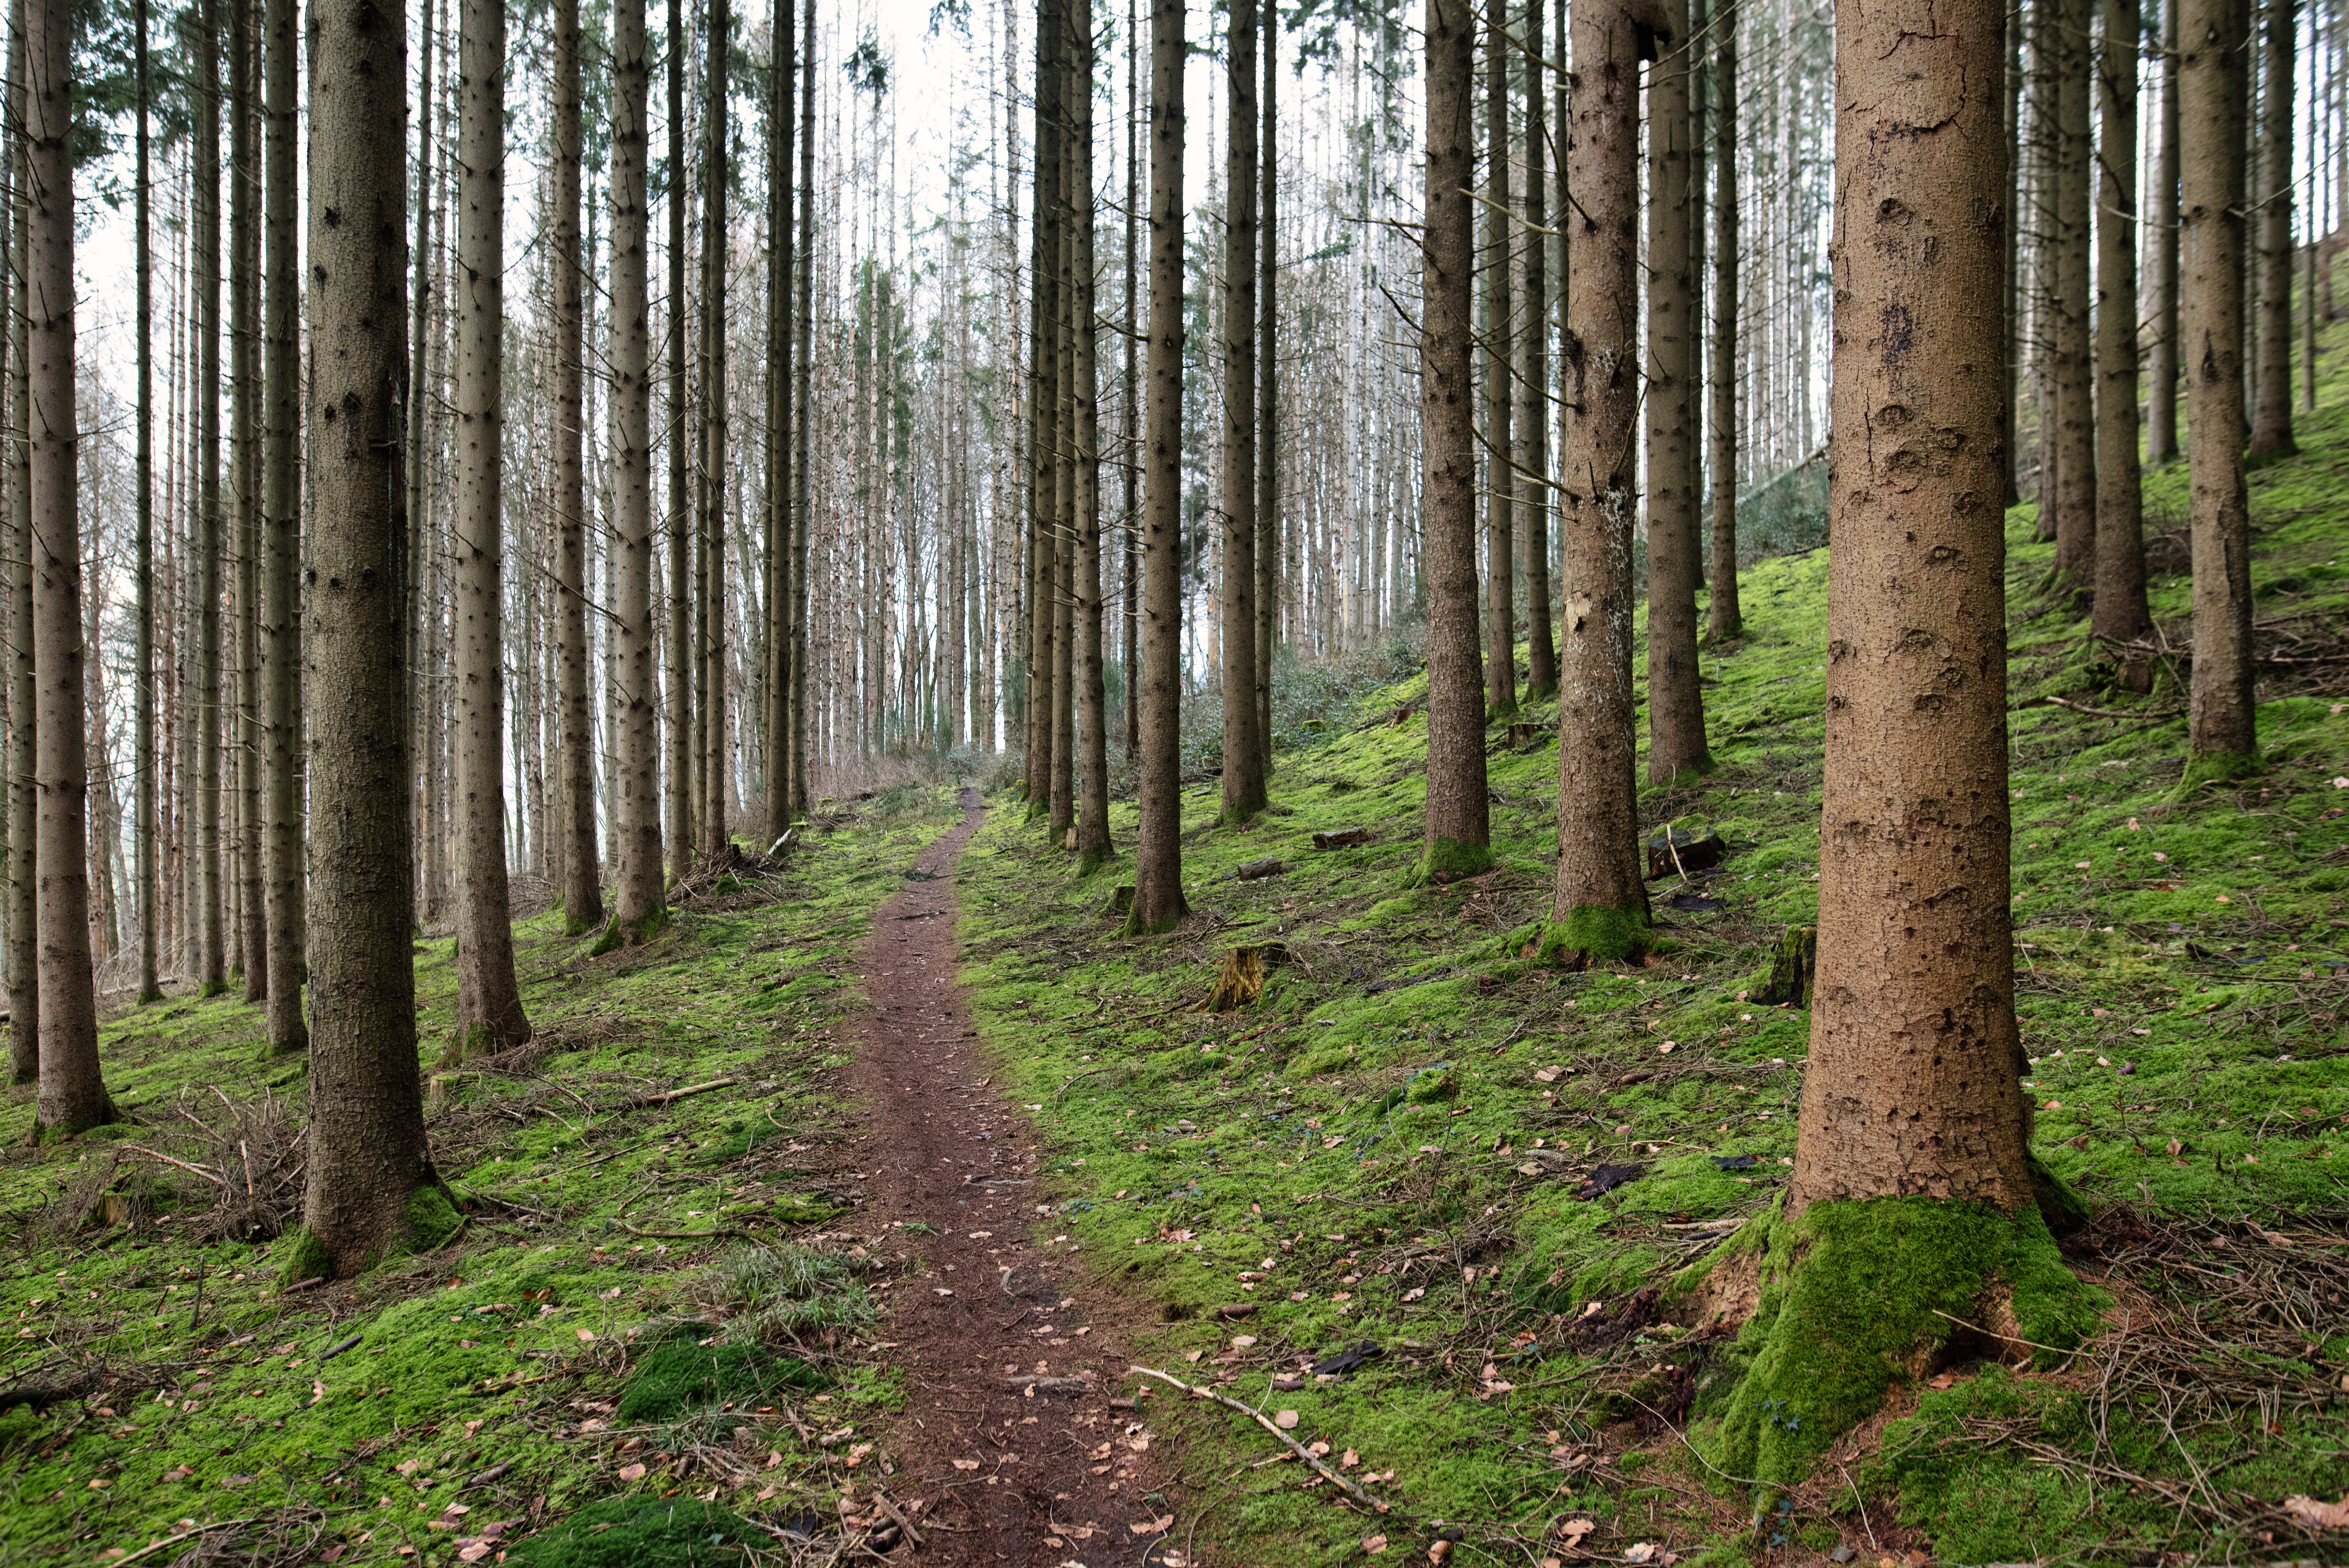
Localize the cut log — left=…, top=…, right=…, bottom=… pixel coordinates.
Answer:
left=1644, top=827, right=1726, bottom=880
left=1311, top=827, right=1372, bottom=850
left=1235, top=858, right=1285, bottom=880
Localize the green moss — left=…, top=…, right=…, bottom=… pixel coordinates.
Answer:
left=1534, top=905, right=1653, bottom=964
left=2023, top=1149, right=2090, bottom=1237
left=1076, top=843, right=1114, bottom=879
left=1692, top=1194, right=2107, bottom=1489
left=615, top=1340, right=826, bottom=1424
left=587, top=918, right=626, bottom=956
left=1406, top=835, right=1495, bottom=887
left=503, top=1496, right=760, bottom=1568
left=2176, top=749, right=2260, bottom=794
left=276, top=1224, right=333, bottom=1285
left=403, top=1184, right=464, bottom=1254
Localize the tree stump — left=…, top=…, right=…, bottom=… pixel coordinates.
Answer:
left=1202, top=944, right=1287, bottom=1011
left=1506, top=722, right=1546, bottom=749
left=1105, top=885, right=1135, bottom=916
left=1645, top=827, right=1727, bottom=880
left=1756, top=926, right=1817, bottom=1007
left=1312, top=827, right=1372, bottom=850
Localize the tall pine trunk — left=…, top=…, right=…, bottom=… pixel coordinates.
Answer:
left=232, top=0, right=266, bottom=1002
left=2094, top=0, right=2155, bottom=675
left=1221, top=0, right=1265, bottom=825
left=2148, top=0, right=2183, bottom=461
left=2181, top=0, right=2260, bottom=778
left=1126, top=0, right=1190, bottom=935
left=1520, top=0, right=1558, bottom=697
left=261, top=0, right=303, bottom=1048
left=1479, top=0, right=1514, bottom=719
left=1646, top=0, right=1710, bottom=781
left=1122, top=0, right=1140, bottom=764
left=4, top=0, right=31, bottom=1081
left=136, top=0, right=160, bottom=1006
left=194, top=1, right=225, bottom=996
left=698, top=0, right=729, bottom=859
left=452, top=0, right=530, bottom=1054
left=1705, top=14, right=1743, bottom=642
left=2050, top=0, right=2099, bottom=584
left=664, top=0, right=693, bottom=870
left=554, top=0, right=602, bottom=930
left=2247, top=0, right=2298, bottom=454
left=788, top=0, right=813, bottom=818
left=1073, top=5, right=1112, bottom=875
left=761, top=0, right=794, bottom=841
left=1547, top=0, right=1651, bottom=956
left=610, top=0, right=662, bottom=937
left=1025, top=0, right=1062, bottom=819
left=301, top=0, right=426, bottom=1273
left=1255, top=0, right=1277, bottom=776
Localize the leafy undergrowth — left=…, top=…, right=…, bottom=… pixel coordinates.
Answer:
left=0, top=785, right=964, bottom=1566
left=954, top=364, right=2349, bottom=1559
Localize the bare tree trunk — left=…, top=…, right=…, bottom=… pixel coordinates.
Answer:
left=1547, top=0, right=1650, bottom=955
left=1221, top=0, right=1265, bottom=825
left=1127, top=0, right=1190, bottom=935
left=1705, top=0, right=2096, bottom=1484
left=551, top=0, right=602, bottom=930
left=1705, top=12, right=1742, bottom=643
left=1519, top=0, right=1556, bottom=697
left=1418, top=0, right=1492, bottom=885
left=2247, top=0, right=2298, bottom=454
left=136, top=0, right=161, bottom=1007
left=302, top=0, right=428, bottom=1273
left=1646, top=0, right=1710, bottom=781
left=699, top=0, right=729, bottom=859
left=2050, top=0, right=2099, bottom=584
left=231, top=0, right=266, bottom=1003
left=2004, top=0, right=2024, bottom=505
left=1049, top=96, right=1076, bottom=837
left=2094, top=0, right=2155, bottom=677
left=2182, top=0, right=2260, bottom=777
left=665, top=0, right=693, bottom=871
left=195, top=0, right=225, bottom=996
left=788, top=0, right=813, bottom=818
left=1480, top=0, right=1514, bottom=719
left=27, top=0, right=112, bottom=1131
left=452, top=0, right=529, bottom=1055
left=761, top=0, right=793, bottom=841
left=610, top=0, right=662, bottom=937
left=2148, top=0, right=2184, bottom=461
left=1026, top=0, right=1062, bottom=819
left=1073, top=7, right=1112, bottom=875
left=1123, top=0, right=1140, bottom=765
left=4, top=0, right=30, bottom=1080
left=1255, top=0, right=1277, bottom=777
left=260, top=0, right=303, bottom=1049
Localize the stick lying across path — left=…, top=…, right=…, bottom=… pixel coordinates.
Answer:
left=1127, top=1365, right=1391, bottom=1514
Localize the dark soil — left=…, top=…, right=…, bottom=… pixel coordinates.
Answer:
left=841, top=790, right=1197, bottom=1566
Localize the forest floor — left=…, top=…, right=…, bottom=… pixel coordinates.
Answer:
left=7, top=377, right=2349, bottom=1568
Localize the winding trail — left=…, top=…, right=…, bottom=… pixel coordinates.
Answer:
left=840, top=788, right=1196, bottom=1566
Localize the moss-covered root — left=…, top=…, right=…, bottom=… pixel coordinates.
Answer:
left=2175, top=749, right=2260, bottom=796
left=1533, top=904, right=1652, bottom=966
left=1688, top=1195, right=2107, bottom=1489
left=1075, top=843, right=1116, bottom=880
left=1406, top=835, right=1496, bottom=888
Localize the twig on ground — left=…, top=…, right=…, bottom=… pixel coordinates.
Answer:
left=1127, top=1365, right=1391, bottom=1514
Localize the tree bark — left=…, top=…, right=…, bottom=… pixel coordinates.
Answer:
left=1256, top=0, right=1278, bottom=779
left=303, top=0, right=427, bottom=1272
left=1702, top=0, right=2098, bottom=1486
left=194, top=0, right=225, bottom=996
left=2094, top=0, right=2155, bottom=673
left=1123, top=0, right=1140, bottom=765
left=698, top=0, right=729, bottom=860
left=2181, top=0, right=2259, bottom=775
left=2148, top=0, right=2183, bottom=462
left=2050, top=0, right=2099, bottom=584
left=2247, top=0, right=2298, bottom=454
left=1073, top=12, right=1112, bottom=876
left=1547, top=0, right=1649, bottom=952
left=1222, top=0, right=1265, bottom=825
left=1049, top=91, right=1076, bottom=838
left=1127, top=0, right=1190, bottom=935
left=4, top=0, right=29, bottom=1082
left=664, top=0, right=693, bottom=869
left=452, top=0, right=529, bottom=1055
left=761, top=0, right=793, bottom=842
left=27, top=0, right=111, bottom=1131
left=1417, top=0, right=1492, bottom=885
left=1705, top=12, right=1742, bottom=642
left=1520, top=0, right=1558, bottom=696
left=1025, top=0, right=1062, bottom=818
left=136, top=0, right=161, bottom=1007
left=552, top=0, right=602, bottom=930
left=612, top=0, right=661, bottom=932
left=1480, top=0, right=1515, bottom=720
left=788, top=0, right=813, bottom=820
left=260, top=0, right=303, bottom=1049
left=1646, top=0, right=1709, bottom=782
left=231, top=0, right=266, bottom=1003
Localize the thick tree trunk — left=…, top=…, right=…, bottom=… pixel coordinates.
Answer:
left=1700, top=0, right=2099, bottom=1486
left=1127, top=0, right=1189, bottom=935
left=553, top=0, right=602, bottom=931
left=2003, top=0, right=2023, bottom=506
left=195, top=3, right=225, bottom=996
left=1480, top=0, right=1515, bottom=720
left=698, top=0, right=729, bottom=860
left=260, top=0, right=302, bottom=1049
left=27, top=0, right=110, bottom=1131
left=1417, top=0, right=1492, bottom=885
left=1256, top=0, right=1278, bottom=778
left=664, top=0, right=693, bottom=870
left=2182, top=0, right=2260, bottom=777
left=232, top=0, right=266, bottom=1003
left=611, top=0, right=660, bottom=933
left=1073, top=15, right=1112, bottom=876
left=1520, top=0, right=1558, bottom=697
left=1123, top=0, right=1140, bottom=765
left=302, top=0, right=427, bottom=1274
left=2094, top=0, right=2155, bottom=673
left=452, top=0, right=529, bottom=1055
left=1646, top=0, right=1709, bottom=782
left=1049, top=114, right=1076, bottom=837
left=1547, top=0, right=1649, bottom=954
left=4, top=0, right=29, bottom=1080
left=1705, top=16, right=1742, bottom=643
left=1025, top=0, right=1062, bottom=818
left=2148, top=0, right=2183, bottom=462
left=2247, top=0, right=2298, bottom=454
left=788, top=0, right=814, bottom=817
left=136, top=0, right=160, bottom=1007
left=1222, top=0, right=1265, bottom=825
left=2050, top=0, right=2099, bottom=584
left=761, top=0, right=793, bottom=842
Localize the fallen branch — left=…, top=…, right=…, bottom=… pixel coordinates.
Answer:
left=116, top=1143, right=228, bottom=1187
left=1128, top=1365, right=1390, bottom=1514
left=2038, top=695, right=2183, bottom=722
left=104, top=1520, right=253, bottom=1568
left=0, top=1368, right=98, bottom=1413
left=619, top=1219, right=751, bottom=1243
left=617, top=1077, right=737, bottom=1111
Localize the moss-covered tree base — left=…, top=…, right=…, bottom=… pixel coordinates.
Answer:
left=1406, top=836, right=1495, bottom=888
left=1682, top=1194, right=2107, bottom=1489
left=1533, top=904, right=1652, bottom=965
left=275, top=1225, right=333, bottom=1286
left=1075, top=843, right=1116, bottom=879
left=1119, top=905, right=1187, bottom=939
left=2177, top=749, right=2260, bottom=795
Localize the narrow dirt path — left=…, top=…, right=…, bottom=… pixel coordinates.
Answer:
left=839, top=788, right=1196, bottom=1567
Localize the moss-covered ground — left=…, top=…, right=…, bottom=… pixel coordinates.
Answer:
left=0, top=785, right=963, bottom=1565
left=949, top=343, right=2349, bottom=1562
